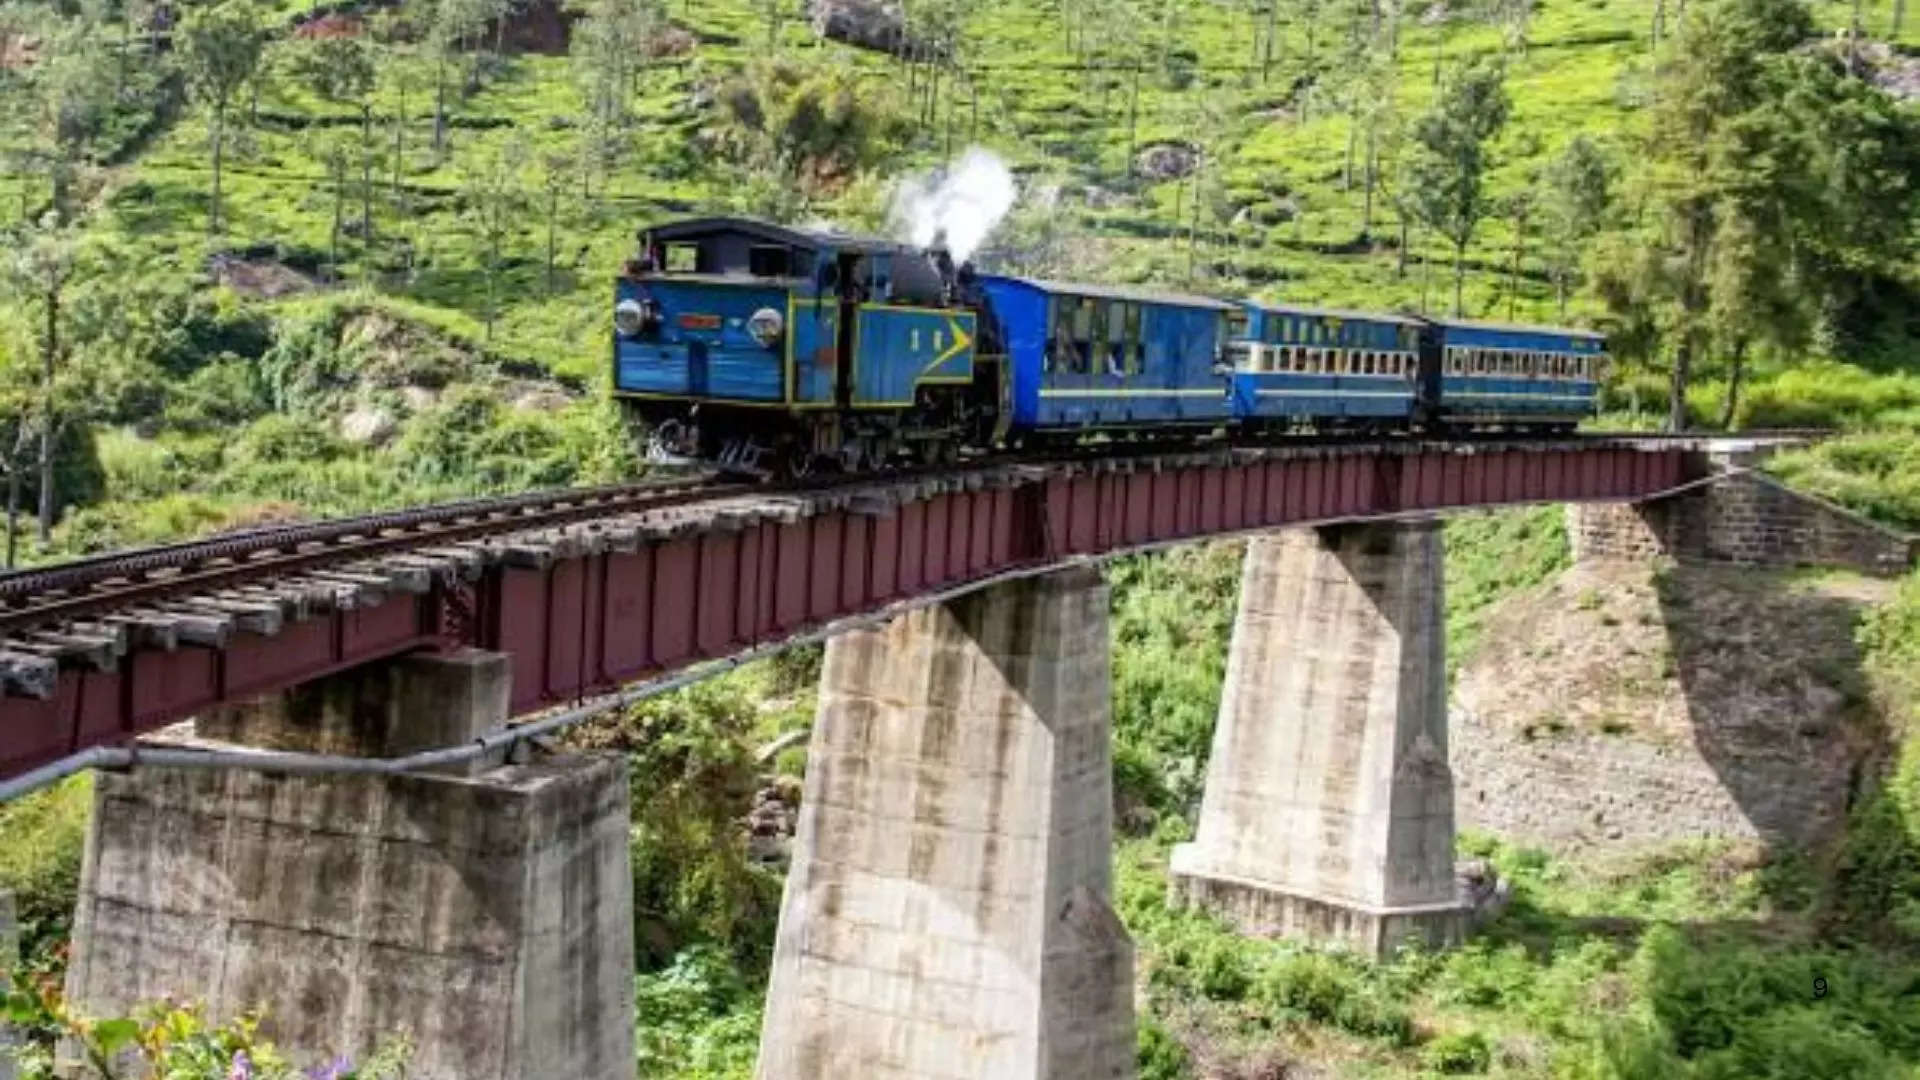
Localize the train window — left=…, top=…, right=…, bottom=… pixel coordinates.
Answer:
left=1106, top=301, right=1127, bottom=375
left=1124, top=304, right=1144, bottom=374
left=748, top=245, right=792, bottom=277
left=665, top=244, right=699, bottom=272
left=1047, top=299, right=1074, bottom=373
left=1225, top=308, right=1250, bottom=342
left=1076, top=298, right=1100, bottom=374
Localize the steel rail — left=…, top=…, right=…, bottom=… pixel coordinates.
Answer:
left=0, top=474, right=748, bottom=635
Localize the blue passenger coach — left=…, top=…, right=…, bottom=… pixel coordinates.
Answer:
left=1431, top=319, right=1605, bottom=429
left=1229, top=303, right=1423, bottom=426
left=973, top=277, right=1234, bottom=433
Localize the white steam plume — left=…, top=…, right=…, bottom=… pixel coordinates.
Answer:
left=888, top=147, right=1017, bottom=264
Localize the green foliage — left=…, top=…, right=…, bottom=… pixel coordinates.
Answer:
left=0, top=774, right=89, bottom=962
left=1766, top=431, right=1920, bottom=531
left=1135, top=1016, right=1191, bottom=1080
left=633, top=946, right=761, bottom=1080
left=1407, top=59, right=1512, bottom=313
left=1107, top=543, right=1241, bottom=828
left=1420, top=1030, right=1491, bottom=1074
left=569, top=677, right=785, bottom=973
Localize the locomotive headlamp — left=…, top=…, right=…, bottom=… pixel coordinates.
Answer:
left=747, top=307, right=785, bottom=348
left=615, top=298, right=650, bottom=337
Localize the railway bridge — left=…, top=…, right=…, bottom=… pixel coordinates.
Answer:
left=0, top=434, right=1859, bottom=1080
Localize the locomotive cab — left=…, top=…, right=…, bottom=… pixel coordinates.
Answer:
left=611, top=216, right=980, bottom=474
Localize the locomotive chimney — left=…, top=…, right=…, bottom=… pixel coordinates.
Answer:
left=928, top=227, right=958, bottom=303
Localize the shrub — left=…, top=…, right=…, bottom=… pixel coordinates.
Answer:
left=1735, top=364, right=1920, bottom=431
left=1421, top=1031, right=1492, bottom=1074
left=1194, top=938, right=1253, bottom=1001
left=1136, top=1017, right=1192, bottom=1080
left=0, top=775, right=90, bottom=961
left=1766, top=432, right=1920, bottom=530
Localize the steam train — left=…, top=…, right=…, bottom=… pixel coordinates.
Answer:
left=611, top=217, right=1607, bottom=476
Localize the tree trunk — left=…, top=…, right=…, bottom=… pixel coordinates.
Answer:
left=1126, top=62, right=1142, bottom=175
left=1360, top=116, right=1377, bottom=238
left=1186, top=158, right=1202, bottom=284
left=1718, top=338, right=1747, bottom=430
left=1452, top=237, right=1466, bottom=316
left=331, top=158, right=344, bottom=282
left=5, top=465, right=19, bottom=569
left=1397, top=216, right=1409, bottom=276
left=434, top=55, right=448, bottom=154
left=1896, top=0, right=1908, bottom=39
left=37, top=279, right=56, bottom=545
left=1342, top=108, right=1357, bottom=191
left=546, top=185, right=559, bottom=295
left=1556, top=271, right=1568, bottom=319
left=1668, top=333, right=1692, bottom=432
left=1652, top=0, right=1665, bottom=47
left=1506, top=208, right=1527, bottom=322
left=1262, top=0, right=1279, bottom=79
left=394, top=84, right=407, bottom=204
left=210, top=104, right=226, bottom=233
left=361, top=105, right=374, bottom=243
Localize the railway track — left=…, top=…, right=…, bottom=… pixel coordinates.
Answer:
left=0, top=428, right=1815, bottom=693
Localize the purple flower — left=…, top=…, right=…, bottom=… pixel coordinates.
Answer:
left=306, top=1056, right=354, bottom=1080
left=227, top=1051, right=254, bottom=1080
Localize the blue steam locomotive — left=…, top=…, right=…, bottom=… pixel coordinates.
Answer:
left=611, top=217, right=1606, bottom=476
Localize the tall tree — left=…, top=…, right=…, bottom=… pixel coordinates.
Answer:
left=179, top=1, right=264, bottom=234
left=1, top=216, right=105, bottom=546
left=1592, top=0, right=1817, bottom=430
left=19, top=15, right=115, bottom=223
left=538, top=146, right=578, bottom=295
left=1536, top=135, right=1611, bottom=318
left=460, top=139, right=526, bottom=342
left=1406, top=59, right=1510, bottom=315
left=295, top=35, right=378, bottom=243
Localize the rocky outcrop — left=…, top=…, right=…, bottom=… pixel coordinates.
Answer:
left=805, top=0, right=944, bottom=59
left=1135, top=142, right=1199, bottom=181
left=1451, top=558, right=1892, bottom=856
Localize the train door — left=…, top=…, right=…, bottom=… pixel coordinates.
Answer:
left=1415, top=322, right=1444, bottom=423
left=833, top=251, right=866, bottom=410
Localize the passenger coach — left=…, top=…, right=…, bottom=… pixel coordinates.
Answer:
left=1430, top=318, right=1605, bottom=431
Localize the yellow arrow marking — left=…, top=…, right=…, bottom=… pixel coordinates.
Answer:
left=921, top=315, right=974, bottom=376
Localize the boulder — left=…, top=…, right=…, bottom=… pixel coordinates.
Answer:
left=806, top=0, right=943, bottom=59
left=340, top=405, right=397, bottom=446
left=1135, top=142, right=1199, bottom=181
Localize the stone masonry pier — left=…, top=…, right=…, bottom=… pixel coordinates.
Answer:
left=756, top=567, right=1135, bottom=1080
left=60, top=650, right=635, bottom=1080
left=1171, top=523, right=1469, bottom=958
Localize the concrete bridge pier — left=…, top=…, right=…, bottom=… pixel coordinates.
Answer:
left=60, top=649, right=635, bottom=1080
left=756, top=567, right=1135, bottom=1080
left=1171, top=522, right=1470, bottom=958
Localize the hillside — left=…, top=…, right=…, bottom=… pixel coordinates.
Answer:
left=0, top=0, right=1914, bottom=558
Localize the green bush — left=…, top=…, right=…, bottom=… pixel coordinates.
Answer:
left=1421, top=1031, right=1492, bottom=1074
left=1766, top=431, right=1920, bottom=530
left=1136, top=1017, right=1192, bottom=1080
left=163, top=356, right=271, bottom=433
left=1735, top=364, right=1920, bottom=431
left=1194, top=938, right=1253, bottom=1001
left=633, top=946, right=762, bottom=1080
left=0, top=775, right=90, bottom=961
